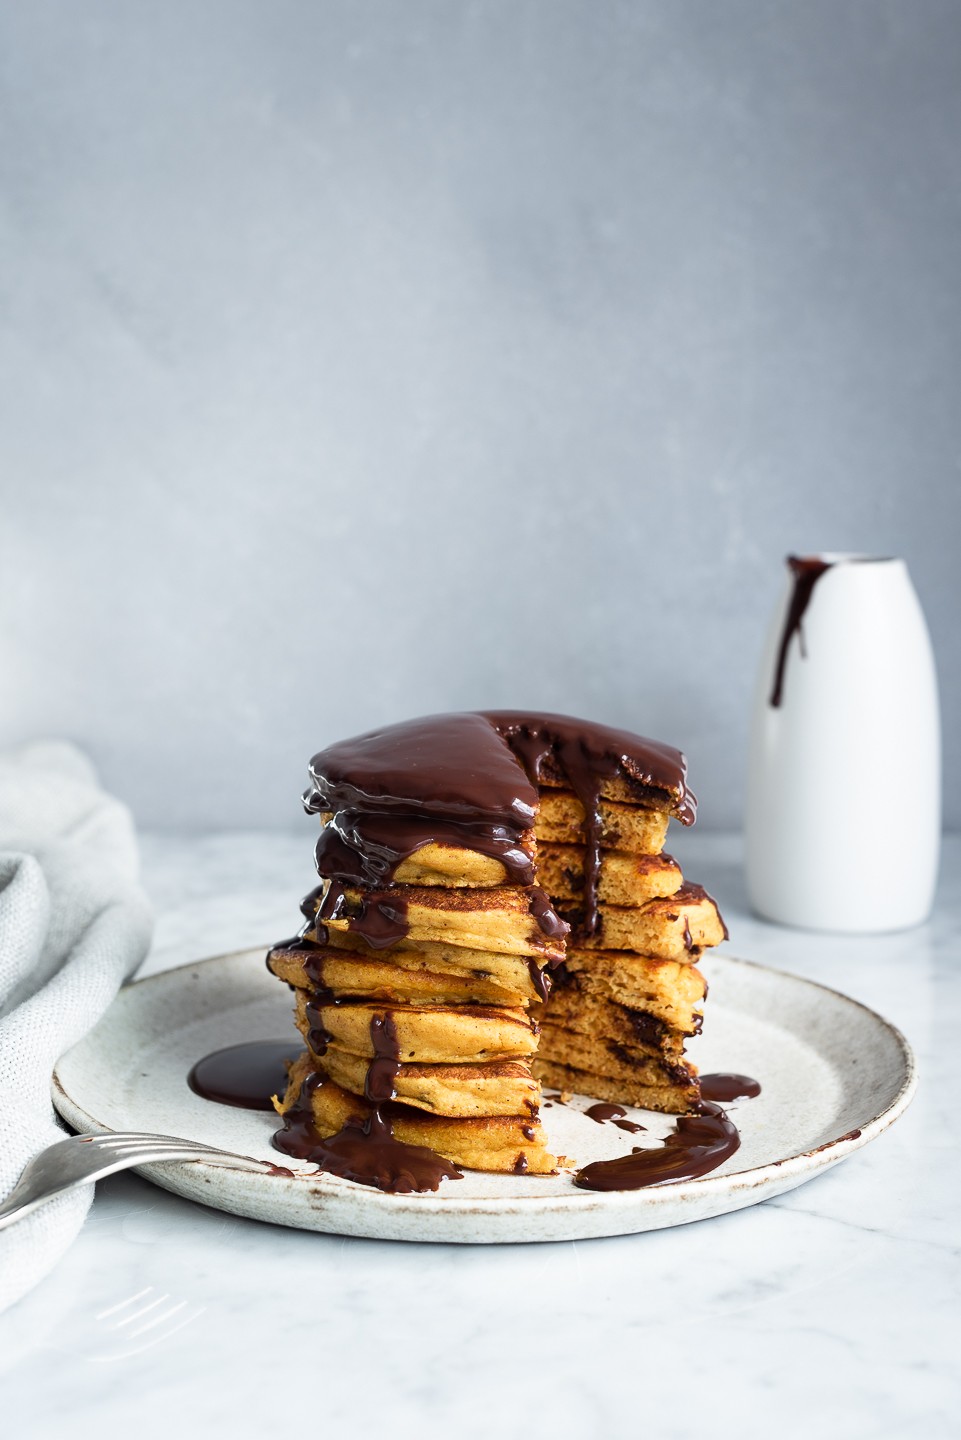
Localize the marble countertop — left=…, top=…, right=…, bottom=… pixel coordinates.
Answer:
left=1, top=831, right=958, bottom=1439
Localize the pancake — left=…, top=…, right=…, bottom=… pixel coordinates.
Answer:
left=559, top=950, right=706, bottom=1032
left=314, top=882, right=568, bottom=960
left=317, top=1049, right=541, bottom=1118
left=292, top=993, right=539, bottom=1062
left=535, top=1021, right=696, bottom=1093
left=277, top=1056, right=558, bottom=1173
left=561, top=884, right=726, bottom=958
left=268, top=945, right=532, bottom=1007
left=289, top=931, right=550, bottom=1002
left=538, top=986, right=696, bottom=1056
left=537, top=846, right=682, bottom=908
left=535, top=1059, right=697, bottom=1115
left=535, top=791, right=670, bottom=853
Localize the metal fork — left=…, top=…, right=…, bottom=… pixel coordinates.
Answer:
left=0, top=1132, right=293, bottom=1230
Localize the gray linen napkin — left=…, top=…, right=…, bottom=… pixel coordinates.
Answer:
left=0, top=742, right=152, bottom=1312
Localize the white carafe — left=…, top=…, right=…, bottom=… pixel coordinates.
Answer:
left=745, top=554, right=940, bottom=933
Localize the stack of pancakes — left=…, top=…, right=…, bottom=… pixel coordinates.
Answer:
left=267, top=711, right=726, bottom=1179
left=268, top=827, right=565, bottom=1175
left=530, top=778, right=726, bottom=1113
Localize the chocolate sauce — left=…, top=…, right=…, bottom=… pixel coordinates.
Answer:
left=188, top=1041, right=301, bottom=1111
left=299, top=883, right=326, bottom=920
left=769, top=555, right=832, bottom=708
left=574, top=1101, right=740, bottom=1190
left=268, top=884, right=330, bottom=955
left=303, top=994, right=334, bottom=1056
left=268, top=921, right=322, bottom=956
left=527, top=958, right=553, bottom=1002
left=529, top=886, right=570, bottom=944
left=272, top=1073, right=463, bottom=1193
left=513, top=1153, right=529, bottom=1174
left=319, top=880, right=410, bottom=949
left=699, top=1073, right=761, bottom=1102
left=678, top=882, right=729, bottom=943
left=315, top=810, right=535, bottom=888
left=305, top=712, right=539, bottom=829
left=365, top=1013, right=401, bottom=1103
left=301, top=948, right=328, bottom=989
left=272, top=1011, right=464, bottom=1193
left=585, top=1102, right=646, bottom=1134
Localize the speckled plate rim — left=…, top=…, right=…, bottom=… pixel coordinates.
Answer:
left=51, top=951, right=918, bottom=1243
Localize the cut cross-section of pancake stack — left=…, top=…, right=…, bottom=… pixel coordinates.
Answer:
left=267, top=711, right=727, bottom=1187
left=530, top=771, right=727, bottom=1113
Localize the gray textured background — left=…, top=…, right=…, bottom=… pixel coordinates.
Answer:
left=1, top=1, right=959, bottom=833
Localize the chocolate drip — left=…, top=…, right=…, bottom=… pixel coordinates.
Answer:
left=528, top=886, right=570, bottom=943
left=188, top=1041, right=301, bottom=1112
left=268, top=922, right=321, bottom=957
left=585, top=1102, right=645, bottom=1134
left=365, top=1013, right=401, bottom=1103
left=319, top=880, right=410, bottom=950
left=301, top=949, right=328, bottom=989
left=272, top=1073, right=462, bottom=1194
left=304, top=993, right=335, bottom=1056
left=699, top=1073, right=761, bottom=1102
left=300, top=884, right=326, bottom=920
left=527, top=958, right=553, bottom=1002
left=677, top=881, right=729, bottom=943
left=574, top=1101, right=740, bottom=1190
left=272, top=1015, right=461, bottom=1194
left=315, top=810, right=535, bottom=888
left=769, top=555, right=832, bottom=708
left=513, top=1153, right=529, bottom=1174
left=267, top=883, right=329, bottom=958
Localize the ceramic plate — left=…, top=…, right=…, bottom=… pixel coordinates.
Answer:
left=52, top=949, right=915, bottom=1243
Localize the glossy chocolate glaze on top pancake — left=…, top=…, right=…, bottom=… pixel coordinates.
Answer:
left=306, top=711, right=695, bottom=935
left=306, top=712, right=538, bottom=827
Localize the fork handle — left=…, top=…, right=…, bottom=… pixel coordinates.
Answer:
left=0, top=1147, right=261, bottom=1231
